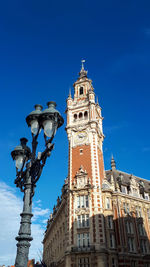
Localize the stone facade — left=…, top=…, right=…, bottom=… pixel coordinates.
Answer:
left=43, top=64, right=150, bottom=267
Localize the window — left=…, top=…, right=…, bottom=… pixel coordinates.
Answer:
left=81, top=196, right=84, bottom=207
left=126, top=221, right=134, bottom=234
left=112, top=258, right=117, bottom=267
left=131, top=261, right=136, bottom=267
left=77, top=195, right=89, bottom=208
left=86, top=195, right=89, bottom=207
left=77, top=214, right=89, bottom=228
left=123, top=203, right=130, bottom=215
left=79, top=112, right=83, bottom=119
left=140, top=239, right=147, bottom=254
left=106, top=197, right=110, bottom=209
left=78, top=233, right=81, bottom=247
left=110, top=233, right=115, bottom=248
left=128, top=237, right=135, bottom=252
left=77, top=233, right=90, bottom=247
left=84, top=111, right=88, bottom=118
left=74, top=114, right=77, bottom=120
left=136, top=206, right=142, bottom=217
left=108, top=216, right=114, bottom=229
left=144, top=193, right=149, bottom=200
left=80, top=149, right=83, bottom=155
left=138, top=223, right=146, bottom=236
left=79, top=87, right=84, bottom=95
left=78, top=257, right=90, bottom=267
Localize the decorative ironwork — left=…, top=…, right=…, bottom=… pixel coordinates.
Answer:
left=11, top=102, right=63, bottom=267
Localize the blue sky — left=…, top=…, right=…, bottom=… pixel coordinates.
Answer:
left=0, top=0, right=150, bottom=264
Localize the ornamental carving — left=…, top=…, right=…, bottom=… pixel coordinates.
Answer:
left=75, top=208, right=90, bottom=215
left=72, top=126, right=88, bottom=132
left=73, top=166, right=90, bottom=189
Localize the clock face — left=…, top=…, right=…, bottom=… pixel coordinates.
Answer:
left=74, top=131, right=88, bottom=144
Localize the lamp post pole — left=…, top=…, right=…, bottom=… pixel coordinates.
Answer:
left=15, top=162, right=33, bottom=267
left=11, top=102, right=64, bottom=267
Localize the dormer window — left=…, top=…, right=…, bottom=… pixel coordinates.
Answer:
left=144, top=193, right=149, bottom=200
left=79, top=87, right=83, bottom=95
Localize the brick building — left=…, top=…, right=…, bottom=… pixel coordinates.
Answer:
left=43, top=63, right=150, bottom=267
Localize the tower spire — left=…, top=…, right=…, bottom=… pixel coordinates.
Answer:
left=79, top=59, right=87, bottom=78
left=111, top=155, right=116, bottom=170
left=69, top=87, right=71, bottom=97
left=81, top=59, right=85, bottom=70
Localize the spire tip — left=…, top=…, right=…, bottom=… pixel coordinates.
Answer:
left=111, top=155, right=116, bottom=170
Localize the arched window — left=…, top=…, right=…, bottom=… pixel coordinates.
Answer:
left=74, top=114, right=77, bottom=120
left=79, top=112, right=83, bottom=119
left=79, top=87, right=83, bottom=95
left=84, top=111, right=88, bottom=118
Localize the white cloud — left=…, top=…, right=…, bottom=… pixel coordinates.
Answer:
left=33, top=206, right=49, bottom=220
left=0, top=181, right=50, bottom=266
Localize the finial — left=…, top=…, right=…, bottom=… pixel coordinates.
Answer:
left=111, top=155, right=116, bottom=170
left=81, top=59, right=85, bottom=70
left=96, top=96, right=99, bottom=104
left=69, top=87, right=72, bottom=97
left=79, top=59, right=87, bottom=78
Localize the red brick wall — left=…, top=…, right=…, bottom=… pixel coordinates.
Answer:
left=72, top=144, right=92, bottom=183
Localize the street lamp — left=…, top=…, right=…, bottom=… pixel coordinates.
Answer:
left=11, top=102, right=64, bottom=267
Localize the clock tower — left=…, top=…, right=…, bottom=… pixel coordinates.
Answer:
left=43, top=63, right=150, bottom=267
left=65, top=62, right=107, bottom=266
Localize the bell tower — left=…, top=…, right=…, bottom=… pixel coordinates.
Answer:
left=65, top=62, right=106, bottom=266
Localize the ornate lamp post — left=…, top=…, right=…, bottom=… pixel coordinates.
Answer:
left=11, top=102, right=64, bottom=267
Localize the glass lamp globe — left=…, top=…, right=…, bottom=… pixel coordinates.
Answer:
left=30, top=120, right=39, bottom=135
left=43, top=120, right=54, bottom=137
left=15, top=155, right=24, bottom=170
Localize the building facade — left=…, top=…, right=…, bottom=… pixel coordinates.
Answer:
left=43, top=64, right=150, bottom=267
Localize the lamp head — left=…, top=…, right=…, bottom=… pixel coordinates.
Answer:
left=26, top=104, right=43, bottom=135
left=40, top=101, right=64, bottom=138
left=11, top=138, right=31, bottom=170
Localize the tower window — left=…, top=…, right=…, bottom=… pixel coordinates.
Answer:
left=79, top=112, right=83, bottom=119
left=79, top=87, right=83, bottom=95
left=80, top=149, right=83, bottom=155
left=77, top=195, right=89, bottom=208
left=77, top=214, right=89, bottom=228
left=84, top=111, right=88, bottom=118
left=74, top=114, right=77, bottom=120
